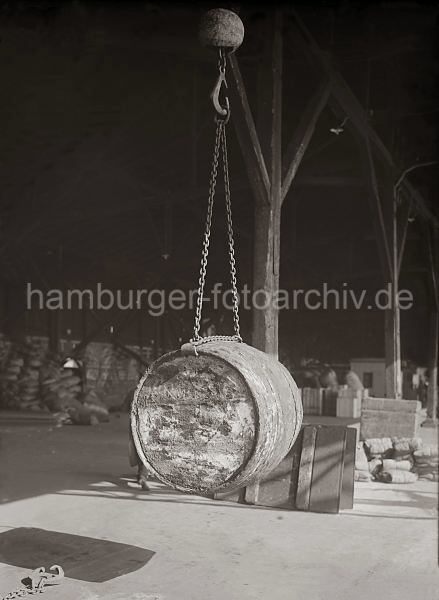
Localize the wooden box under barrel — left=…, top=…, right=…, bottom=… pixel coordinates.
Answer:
left=131, top=341, right=303, bottom=494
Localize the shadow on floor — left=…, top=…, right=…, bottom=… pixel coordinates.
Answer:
left=0, top=527, right=155, bottom=582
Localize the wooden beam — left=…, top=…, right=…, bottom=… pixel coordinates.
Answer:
left=397, top=197, right=412, bottom=276
left=73, top=319, right=112, bottom=355
left=357, top=136, right=392, bottom=281
left=288, top=10, right=439, bottom=228
left=424, top=225, right=438, bottom=421
left=389, top=185, right=402, bottom=399
left=425, top=223, right=439, bottom=311
left=357, top=135, right=401, bottom=397
left=251, top=11, right=283, bottom=357
left=281, top=80, right=331, bottom=203
left=401, top=181, right=437, bottom=226
left=295, top=175, right=363, bottom=187
left=47, top=310, right=60, bottom=354
left=112, top=338, right=147, bottom=367
left=427, top=309, right=438, bottom=422
left=228, top=54, right=271, bottom=206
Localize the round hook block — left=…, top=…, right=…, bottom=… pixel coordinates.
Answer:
left=198, top=8, right=244, bottom=51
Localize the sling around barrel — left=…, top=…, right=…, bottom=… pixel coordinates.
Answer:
left=131, top=340, right=303, bottom=494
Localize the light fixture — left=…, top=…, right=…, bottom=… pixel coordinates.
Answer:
left=330, top=116, right=349, bottom=135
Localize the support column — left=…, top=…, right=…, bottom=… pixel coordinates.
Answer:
left=426, top=225, right=438, bottom=422
left=252, top=203, right=281, bottom=355
left=385, top=190, right=402, bottom=398
left=252, top=11, right=282, bottom=357
left=48, top=310, right=60, bottom=354
left=427, top=309, right=438, bottom=420
left=358, top=134, right=401, bottom=398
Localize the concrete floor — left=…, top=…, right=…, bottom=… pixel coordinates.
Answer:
left=0, top=412, right=437, bottom=600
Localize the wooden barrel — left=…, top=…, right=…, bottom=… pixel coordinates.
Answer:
left=131, top=341, right=303, bottom=494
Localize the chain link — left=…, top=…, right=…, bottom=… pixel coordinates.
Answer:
left=218, top=47, right=227, bottom=74
left=3, top=585, right=44, bottom=598
left=2, top=566, right=64, bottom=600
left=192, top=119, right=223, bottom=342
left=191, top=51, right=242, bottom=344
left=220, top=124, right=241, bottom=340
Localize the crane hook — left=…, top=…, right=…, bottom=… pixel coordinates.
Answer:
left=210, top=70, right=230, bottom=121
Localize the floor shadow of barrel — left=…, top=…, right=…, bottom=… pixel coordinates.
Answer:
left=0, top=527, right=155, bottom=582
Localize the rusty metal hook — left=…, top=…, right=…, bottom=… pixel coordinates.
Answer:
left=31, top=564, right=64, bottom=590
left=46, top=565, right=64, bottom=584
left=210, top=70, right=230, bottom=119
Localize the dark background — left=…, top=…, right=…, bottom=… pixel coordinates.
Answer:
left=0, top=1, right=437, bottom=365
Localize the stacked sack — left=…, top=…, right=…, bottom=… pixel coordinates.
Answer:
left=392, top=436, right=422, bottom=462
left=0, top=333, right=11, bottom=369
left=363, top=437, right=393, bottom=480
left=56, top=388, right=109, bottom=426
left=377, top=437, right=421, bottom=483
left=40, top=354, right=64, bottom=410
left=355, top=442, right=371, bottom=481
left=82, top=388, right=110, bottom=423
left=0, top=347, right=25, bottom=409
left=413, top=446, right=438, bottom=481
left=362, top=438, right=387, bottom=480
left=19, top=338, right=47, bottom=411
left=57, top=368, right=82, bottom=407
left=40, top=355, right=82, bottom=413
left=377, top=469, right=418, bottom=483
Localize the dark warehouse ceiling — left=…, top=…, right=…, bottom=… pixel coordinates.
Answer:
left=0, top=1, right=437, bottom=359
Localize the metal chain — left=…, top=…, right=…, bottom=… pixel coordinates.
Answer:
left=2, top=589, right=44, bottom=598
left=220, top=124, right=241, bottom=340
left=2, top=566, right=64, bottom=599
left=218, top=47, right=227, bottom=75
left=191, top=50, right=242, bottom=343
left=3, top=584, right=46, bottom=598
left=192, top=119, right=223, bottom=342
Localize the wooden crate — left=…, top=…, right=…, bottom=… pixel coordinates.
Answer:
left=336, top=388, right=362, bottom=418
left=213, top=488, right=246, bottom=503
left=214, top=425, right=356, bottom=514
left=296, top=425, right=356, bottom=513
left=322, top=389, right=338, bottom=416
left=244, top=430, right=304, bottom=508
left=360, top=397, right=422, bottom=439
left=301, top=388, right=323, bottom=415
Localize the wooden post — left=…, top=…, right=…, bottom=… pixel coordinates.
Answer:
left=281, top=80, right=331, bottom=203
left=48, top=310, right=60, bottom=354
left=357, top=136, right=401, bottom=398
left=397, top=196, right=412, bottom=276
left=227, top=13, right=338, bottom=356
left=386, top=188, right=402, bottom=398
left=82, top=303, right=87, bottom=342
left=426, top=225, right=438, bottom=421
left=251, top=11, right=283, bottom=356
left=138, top=309, right=143, bottom=352
left=427, top=309, right=438, bottom=421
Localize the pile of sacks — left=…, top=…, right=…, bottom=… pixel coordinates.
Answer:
left=355, top=437, right=437, bottom=483
left=0, top=337, right=48, bottom=410
left=0, top=335, right=111, bottom=424
left=1, top=353, right=24, bottom=409
left=19, top=338, right=47, bottom=411
left=413, top=446, right=438, bottom=482
left=40, top=354, right=73, bottom=411
left=40, top=356, right=109, bottom=425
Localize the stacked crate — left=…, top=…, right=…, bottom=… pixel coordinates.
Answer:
left=300, top=388, right=323, bottom=415
left=360, top=397, right=422, bottom=439
left=336, top=386, right=362, bottom=418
